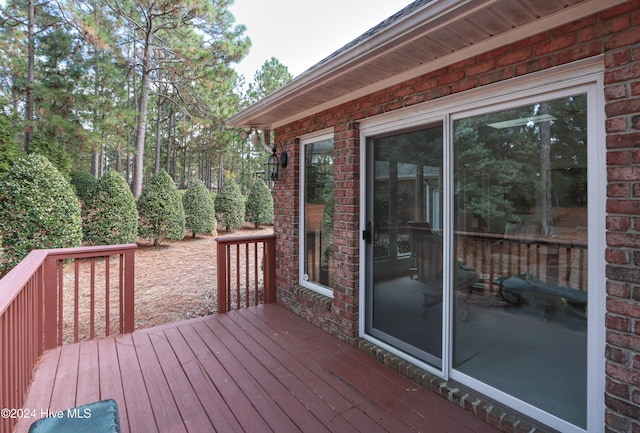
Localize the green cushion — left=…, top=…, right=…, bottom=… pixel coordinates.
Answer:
left=28, top=400, right=120, bottom=433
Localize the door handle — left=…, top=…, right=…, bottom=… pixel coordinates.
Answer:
left=362, top=222, right=372, bottom=244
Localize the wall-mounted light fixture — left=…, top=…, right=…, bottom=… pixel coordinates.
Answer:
left=240, top=128, right=287, bottom=183
left=265, top=143, right=288, bottom=182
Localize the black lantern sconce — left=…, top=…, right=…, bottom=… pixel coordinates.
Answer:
left=239, top=128, right=287, bottom=183
left=265, top=144, right=288, bottom=182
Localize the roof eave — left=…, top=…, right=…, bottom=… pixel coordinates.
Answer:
left=226, top=0, right=624, bottom=130
left=225, top=0, right=468, bottom=129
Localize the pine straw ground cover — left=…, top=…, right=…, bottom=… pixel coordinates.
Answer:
left=61, top=223, right=273, bottom=343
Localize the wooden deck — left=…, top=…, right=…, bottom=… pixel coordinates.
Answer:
left=16, top=304, right=499, bottom=433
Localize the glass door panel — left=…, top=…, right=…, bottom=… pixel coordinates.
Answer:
left=366, top=125, right=444, bottom=368
left=452, top=95, right=588, bottom=428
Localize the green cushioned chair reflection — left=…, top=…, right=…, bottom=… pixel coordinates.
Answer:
left=28, top=399, right=120, bottom=433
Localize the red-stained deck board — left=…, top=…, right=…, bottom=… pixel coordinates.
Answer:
left=75, top=340, right=100, bottom=405
left=96, top=337, right=129, bottom=432
left=237, top=307, right=439, bottom=433
left=161, top=326, right=244, bottom=433
left=16, top=304, right=501, bottom=433
left=114, top=333, right=158, bottom=433
left=218, top=310, right=393, bottom=433
left=48, top=343, right=80, bottom=412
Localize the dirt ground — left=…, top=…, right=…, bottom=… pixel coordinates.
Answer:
left=133, top=223, right=274, bottom=329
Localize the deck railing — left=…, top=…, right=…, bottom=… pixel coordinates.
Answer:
left=216, top=234, right=276, bottom=313
left=0, top=244, right=136, bottom=433
left=456, top=231, right=588, bottom=292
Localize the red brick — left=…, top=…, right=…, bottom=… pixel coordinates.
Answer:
left=606, top=28, right=640, bottom=50
left=497, top=47, right=533, bottom=67
left=438, top=69, right=465, bottom=86
left=607, top=281, right=631, bottom=298
left=608, top=166, right=640, bottom=181
left=605, top=49, right=631, bottom=68
left=600, top=1, right=640, bottom=20
left=607, top=264, right=640, bottom=285
left=607, top=117, right=628, bottom=132
left=608, top=183, right=631, bottom=197
left=514, top=57, right=553, bottom=76
left=534, top=33, right=577, bottom=56
left=605, top=64, right=640, bottom=84
left=607, top=132, right=640, bottom=148
left=466, top=59, right=497, bottom=77
left=606, top=331, right=640, bottom=356
left=605, top=84, right=629, bottom=100
left=607, top=215, right=631, bottom=231
left=607, top=394, right=640, bottom=421
left=606, top=248, right=630, bottom=265
left=607, top=231, right=640, bottom=248
left=606, top=98, right=640, bottom=117
left=606, top=314, right=631, bottom=332
left=555, top=42, right=601, bottom=65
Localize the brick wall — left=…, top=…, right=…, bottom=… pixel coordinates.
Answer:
left=602, top=2, right=640, bottom=433
left=272, top=2, right=640, bottom=431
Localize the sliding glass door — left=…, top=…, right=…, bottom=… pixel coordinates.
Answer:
left=365, top=124, right=444, bottom=368
left=363, top=89, right=594, bottom=431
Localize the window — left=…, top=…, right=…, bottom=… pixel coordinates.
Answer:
left=300, top=132, right=334, bottom=297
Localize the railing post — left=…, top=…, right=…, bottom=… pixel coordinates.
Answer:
left=122, top=249, right=136, bottom=333
left=263, top=237, right=276, bottom=305
left=217, top=242, right=228, bottom=313
left=43, top=256, right=58, bottom=350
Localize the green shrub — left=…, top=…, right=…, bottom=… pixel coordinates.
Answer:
left=183, top=179, right=216, bottom=237
left=0, top=154, right=82, bottom=274
left=137, top=170, right=185, bottom=246
left=82, top=171, right=138, bottom=246
left=215, top=178, right=245, bottom=232
left=245, top=179, right=274, bottom=228
left=70, top=170, right=97, bottom=200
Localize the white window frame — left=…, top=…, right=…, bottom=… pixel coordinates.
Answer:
left=358, top=57, right=606, bottom=433
left=299, top=128, right=335, bottom=298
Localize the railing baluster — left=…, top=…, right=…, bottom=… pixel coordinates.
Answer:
left=57, top=260, right=64, bottom=347
left=244, top=243, right=249, bottom=308
left=254, top=242, right=259, bottom=306
left=74, top=259, right=80, bottom=343
left=90, top=257, right=96, bottom=340
left=105, top=255, right=110, bottom=336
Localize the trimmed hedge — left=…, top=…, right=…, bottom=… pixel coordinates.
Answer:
left=245, top=179, right=274, bottom=228
left=137, top=170, right=185, bottom=246
left=183, top=179, right=216, bottom=237
left=215, top=178, right=245, bottom=232
left=82, top=171, right=138, bottom=246
left=0, top=154, right=82, bottom=274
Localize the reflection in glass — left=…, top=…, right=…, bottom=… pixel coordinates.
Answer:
left=304, top=139, right=334, bottom=289
left=452, top=95, right=588, bottom=428
left=367, top=125, right=445, bottom=367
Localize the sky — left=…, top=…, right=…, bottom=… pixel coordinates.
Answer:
left=228, top=0, right=415, bottom=83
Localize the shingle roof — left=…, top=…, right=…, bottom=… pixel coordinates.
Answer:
left=301, top=0, right=434, bottom=75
